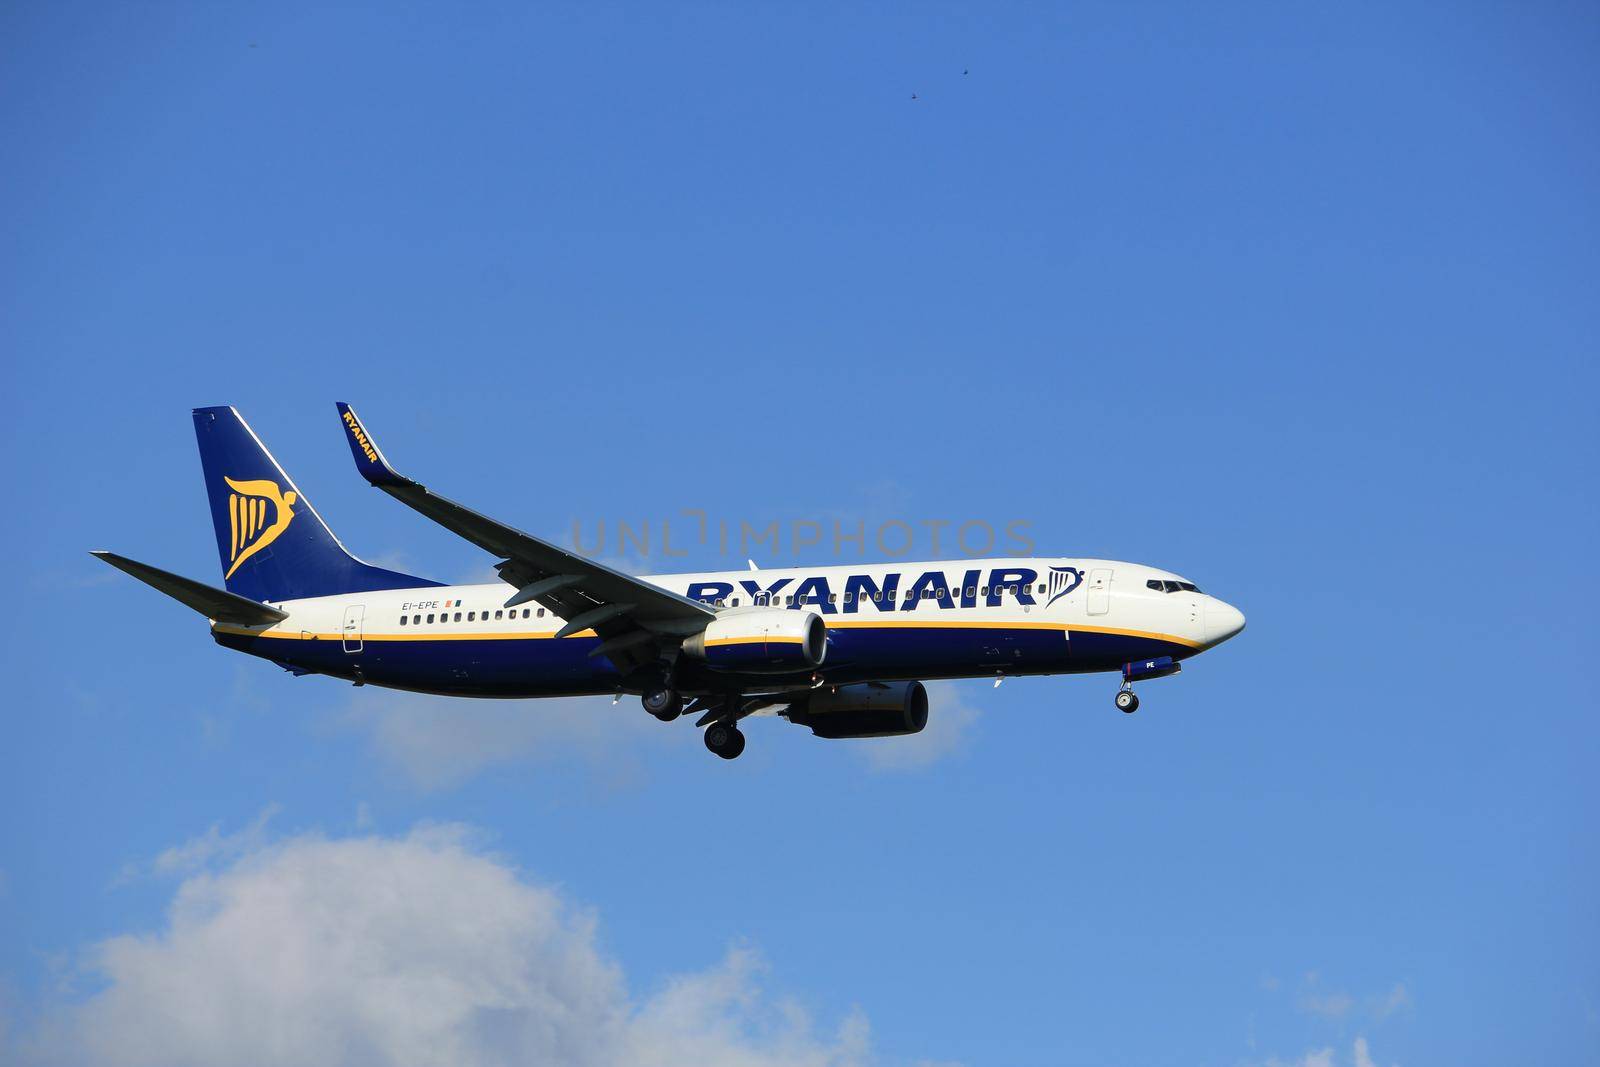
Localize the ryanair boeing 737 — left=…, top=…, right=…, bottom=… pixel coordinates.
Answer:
left=94, top=406, right=1246, bottom=760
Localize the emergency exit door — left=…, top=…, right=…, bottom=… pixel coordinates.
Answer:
left=341, top=605, right=365, bottom=653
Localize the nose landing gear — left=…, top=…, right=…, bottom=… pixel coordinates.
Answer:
left=1116, top=656, right=1179, bottom=713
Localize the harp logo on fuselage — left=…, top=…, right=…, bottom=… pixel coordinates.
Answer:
left=224, top=477, right=298, bottom=579
left=1044, top=566, right=1084, bottom=607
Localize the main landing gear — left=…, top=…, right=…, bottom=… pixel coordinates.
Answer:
left=704, top=721, right=746, bottom=760
left=1114, top=685, right=1140, bottom=714
left=643, top=686, right=748, bottom=759
left=642, top=686, right=682, bottom=721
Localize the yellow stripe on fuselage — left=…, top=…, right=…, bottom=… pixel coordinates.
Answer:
left=213, top=619, right=1200, bottom=649
left=212, top=624, right=599, bottom=641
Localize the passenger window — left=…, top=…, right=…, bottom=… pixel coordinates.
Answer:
left=936, top=588, right=946, bottom=598
left=426, top=614, right=435, bottom=624
left=454, top=612, right=462, bottom=622
left=714, top=599, right=725, bottom=608
left=413, top=615, right=421, bottom=625
left=829, top=594, right=837, bottom=604
left=537, top=608, right=545, bottom=617
left=399, top=616, right=408, bottom=626
left=495, top=610, right=504, bottom=620
left=980, top=586, right=989, bottom=596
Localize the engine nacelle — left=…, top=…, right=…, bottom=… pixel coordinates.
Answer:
left=682, top=609, right=827, bottom=672
left=788, top=681, right=929, bottom=739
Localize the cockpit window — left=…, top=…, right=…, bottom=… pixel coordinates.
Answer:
left=1148, top=579, right=1203, bottom=594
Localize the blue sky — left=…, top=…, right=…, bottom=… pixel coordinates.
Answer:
left=3, top=3, right=1597, bottom=1064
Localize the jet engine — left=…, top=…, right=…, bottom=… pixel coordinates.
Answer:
left=787, top=681, right=929, bottom=738
left=681, top=609, right=827, bottom=672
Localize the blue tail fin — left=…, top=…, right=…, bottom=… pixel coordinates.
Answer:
left=192, top=406, right=440, bottom=602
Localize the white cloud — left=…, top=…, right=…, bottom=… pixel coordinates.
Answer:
left=854, top=682, right=983, bottom=772
left=1260, top=1038, right=1391, bottom=1067
left=19, top=823, right=906, bottom=1067
left=1298, top=990, right=1354, bottom=1018
left=1289, top=1050, right=1334, bottom=1067
left=1293, top=974, right=1408, bottom=1024
left=113, top=805, right=281, bottom=885
left=149, top=804, right=281, bottom=877
left=1373, top=983, right=1410, bottom=1019
left=342, top=678, right=983, bottom=787
left=339, top=689, right=666, bottom=791
left=364, top=549, right=432, bottom=578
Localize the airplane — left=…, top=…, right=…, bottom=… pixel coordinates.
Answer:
left=93, top=405, right=1246, bottom=760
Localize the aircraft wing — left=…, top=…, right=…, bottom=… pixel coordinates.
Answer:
left=334, top=403, right=713, bottom=675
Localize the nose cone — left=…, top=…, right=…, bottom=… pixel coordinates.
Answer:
left=1203, top=598, right=1246, bottom=647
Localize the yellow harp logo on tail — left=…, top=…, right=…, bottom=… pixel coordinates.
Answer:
left=224, top=477, right=298, bottom=579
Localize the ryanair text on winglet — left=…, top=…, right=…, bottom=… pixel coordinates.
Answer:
left=342, top=409, right=379, bottom=464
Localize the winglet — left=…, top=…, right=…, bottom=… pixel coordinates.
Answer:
left=335, top=403, right=412, bottom=488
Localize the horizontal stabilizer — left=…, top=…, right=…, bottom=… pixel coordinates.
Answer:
left=91, top=551, right=288, bottom=627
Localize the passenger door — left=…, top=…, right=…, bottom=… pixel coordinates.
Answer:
left=1087, top=569, right=1112, bottom=616
left=341, top=604, right=365, bottom=653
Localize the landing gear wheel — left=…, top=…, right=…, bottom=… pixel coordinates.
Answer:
left=642, top=686, right=682, bottom=721
left=1115, top=689, right=1139, bottom=714
left=704, top=723, right=746, bottom=760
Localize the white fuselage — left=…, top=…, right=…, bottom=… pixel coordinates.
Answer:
left=213, top=557, right=1246, bottom=698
